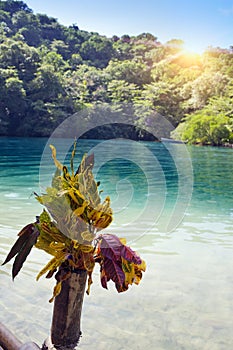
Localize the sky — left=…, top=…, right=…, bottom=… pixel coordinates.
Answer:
left=25, top=0, right=233, bottom=53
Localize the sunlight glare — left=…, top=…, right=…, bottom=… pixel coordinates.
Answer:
left=182, top=42, right=205, bottom=56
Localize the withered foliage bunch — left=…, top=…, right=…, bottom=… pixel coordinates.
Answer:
left=2, top=142, right=146, bottom=302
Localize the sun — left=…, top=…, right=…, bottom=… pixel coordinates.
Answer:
left=182, top=42, right=206, bottom=56
left=172, top=44, right=204, bottom=68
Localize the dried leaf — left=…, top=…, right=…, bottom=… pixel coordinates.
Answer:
left=97, top=234, right=146, bottom=292
left=86, top=271, right=93, bottom=295
left=100, top=270, right=109, bottom=290
left=99, top=234, right=123, bottom=261
left=49, top=281, right=62, bottom=303
left=49, top=242, right=66, bottom=251
left=76, top=153, right=94, bottom=175
left=73, top=201, right=88, bottom=216
left=119, top=238, right=127, bottom=245
left=12, top=228, right=39, bottom=279
left=2, top=224, right=35, bottom=265
left=120, top=245, right=142, bottom=265
left=82, top=252, right=95, bottom=271
left=81, top=230, right=95, bottom=242
left=46, top=268, right=57, bottom=279
left=122, top=258, right=135, bottom=285
left=70, top=140, right=77, bottom=176
left=50, top=145, right=63, bottom=171
left=122, top=257, right=146, bottom=287
left=36, top=254, right=66, bottom=281
left=101, top=257, right=125, bottom=292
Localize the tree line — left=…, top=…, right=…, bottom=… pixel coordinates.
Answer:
left=0, top=0, right=232, bottom=144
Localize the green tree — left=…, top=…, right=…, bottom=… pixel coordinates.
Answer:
left=144, top=46, right=166, bottom=65
left=64, top=26, right=90, bottom=56
left=12, top=10, right=41, bottom=45
left=183, top=72, right=230, bottom=110
left=80, top=34, right=115, bottom=68
left=105, top=59, right=151, bottom=85
left=0, top=0, right=232, bottom=139
left=64, top=64, right=109, bottom=107
left=42, top=51, right=69, bottom=72
left=29, top=63, right=64, bottom=102
left=0, top=9, right=11, bottom=27
left=50, top=39, right=70, bottom=60
left=151, top=61, right=181, bottom=82
left=107, top=79, right=140, bottom=103
left=176, top=113, right=231, bottom=145
left=112, top=40, right=133, bottom=60
left=0, top=37, right=40, bottom=81
left=140, top=81, right=184, bottom=124
left=0, top=0, right=32, bottom=15
left=165, top=39, right=184, bottom=54
left=4, top=76, right=26, bottom=134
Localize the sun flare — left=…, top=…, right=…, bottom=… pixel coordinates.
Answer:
left=182, top=43, right=205, bottom=56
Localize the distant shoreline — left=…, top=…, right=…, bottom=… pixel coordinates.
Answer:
left=0, top=135, right=232, bottom=148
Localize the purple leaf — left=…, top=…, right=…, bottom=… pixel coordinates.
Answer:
left=100, top=234, right=123, bottom=261
left=101, top=274, right=108, bottom=290
left=120, top=245, right=142, bottom=265
left=12, top=227, right=39, bottom=279
left=102, top=257, right=125, bottom=291
left=2, top=224, right=35, bottom=266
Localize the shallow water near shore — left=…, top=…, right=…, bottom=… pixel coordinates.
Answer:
left=0, top=137, right=233, bottom=349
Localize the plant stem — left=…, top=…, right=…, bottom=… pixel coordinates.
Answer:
left=50, top=269, right=87, bottom=349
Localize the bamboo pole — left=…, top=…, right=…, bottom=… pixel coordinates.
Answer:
left=0, top=322, right=40, bottom=350
left=0, top=322, right=22, bottom=350
left=45, top=269, right=87, bottom=350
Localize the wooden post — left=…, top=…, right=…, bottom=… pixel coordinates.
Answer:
left=44, top=269, right=87, bottom=350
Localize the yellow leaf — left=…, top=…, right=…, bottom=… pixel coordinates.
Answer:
left=72, top=240, right=94, bottom=253
left=81, top=230, right=95, bottom=242
left=88, top=209, right=102, bottom=222
left=80, top=244, right=94, bottom=253
left=36, top=255, right=65, bottom=280
left=133, top=274, right=142, bottom=285
left=122, top=258, right=132, bottom=273
left=82, top=252, right=95, bottom=271
left=95, top=214, right=112, bottom=229
left=39, top=210, right=51, bottom=224
left=49, top=145, right=63, bottom=171
left=62, top=166, right=71, bottom=181
left=72, top=240, right=80, bottom=249
left=133, top=259, right=146, bottom=285
left=122, top=258, right=135, bottom=285
left=122, top=257, right=146, bottom=286
left=70, top=140, right=77, bottom=176
left=68, top=188, right=85, bottom=204
left=73, top=201, right=88, bottom=217
left=35, top=196, right=43, bottom=204
left=49, top=242, right=66, bottom=250
left=119, top=238, right=127, bottom=245
left=137, top=259, right=147, bottom=272
left=35, top=236, right=55, bottom=255
left=49, top=281, right=62, bottom=303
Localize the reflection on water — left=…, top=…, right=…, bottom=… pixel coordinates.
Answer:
left=0, top=137, right=233, bottom=349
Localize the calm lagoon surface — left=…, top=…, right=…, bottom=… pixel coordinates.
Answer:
left=0, top=137, right=233, bottom=350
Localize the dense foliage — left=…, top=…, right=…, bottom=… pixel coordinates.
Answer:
left=0, top=0, right=233, bottom=144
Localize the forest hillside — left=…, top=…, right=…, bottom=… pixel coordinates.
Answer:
left=0, top=0, right=232, bottom=144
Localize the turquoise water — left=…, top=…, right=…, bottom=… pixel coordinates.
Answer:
left=0, top=137, right=233, bottom=349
